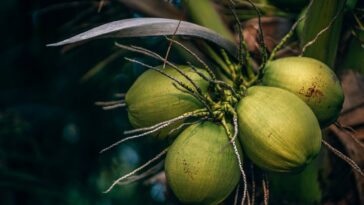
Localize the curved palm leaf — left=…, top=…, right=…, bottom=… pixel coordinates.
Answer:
left=47, top=18, right=238, bottom=57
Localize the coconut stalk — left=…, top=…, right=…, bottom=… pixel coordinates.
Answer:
left=300, top=0, right=345, bottom=68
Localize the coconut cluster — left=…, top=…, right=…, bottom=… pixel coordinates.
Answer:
left=123, top=56, right=344, bottom=204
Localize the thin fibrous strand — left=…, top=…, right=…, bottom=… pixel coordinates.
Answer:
left=233, top=140, right=247, bottom=205
left=233, top=184, right=240, bottom=205
left=262, top=173, right=269, bottom=205
left=300, top=0, right=346, bottom=56
left=188, top=62, right=240, bottom=99
left=251, top=164, right=256, bottom=205
left=168, top=118, right=206, bottom=135
left=101, top=103, right=126, bottom=110
left=123, top=109, right=206, bottom=135
left=268, top=0, right=313, bottom=62
left=117, top=43, right=205, bottom=97
left=162, top=19, right=182, bottom=69
left=246, top=190, right=251, bottom=205
left=124, top=57, right=209, bottom=109
left=228, top=116, right=247, bottom=205
left=117, top=160, right=164, bottom=185
left=334, top=122, right=364, bottom=150
left=114, top=93, right=125, bottom=97
left=103, top=148, right=168, bottom=193
left=165, top=37, right=216, bottom=80
left=246, top=0, right=268, bottom=64
left=97, top=0, right=105, bottom=13
left=172, top=83, right=214, bottom=115
left=95, top=100, right=125, bottom=106
left=228, top=1, right=245, bottom=64
left=100, top=111, right=206, bottom=154
left=322, top=139, right=364, bottom=177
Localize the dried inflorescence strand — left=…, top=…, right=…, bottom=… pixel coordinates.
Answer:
left=227, top=1, right=256, bottom=82
left=300, top=0, right=346, bottom=56
left=250, top=164, right=256, bottom=205
left=322, top=139, right=364, bottom=177
left=222, top=115, right=247, bottom=205
left=124, top=57, right=213, bottom=114
left=167, top=117, right=208, bottom=135
left=334, top=122, right=364, bottom=150
left=100, top=109, right=208, bottom=153
left=116, top=43, right=206, bottom=97
left=165, top=36, right=216, bottom=80
left=262, top=173, right=269, bottom=205
left=104, top=148, right=168, bottom=193
left=245, top=0, right=268, bottom=65
left=95, top=100, right=126, bottom=110
left=117, top=160, right=164, bottom=185
left=162, top=19, right=182, bottom=69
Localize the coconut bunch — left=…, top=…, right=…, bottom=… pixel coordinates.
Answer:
left=48, top=1, right=364, bottom=204
left=92, top=9, right=348, bottom=203
left=93, top=34, right=346, bottom=204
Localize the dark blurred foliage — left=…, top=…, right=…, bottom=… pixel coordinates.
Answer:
left=0, top=0, right=180, bottom=204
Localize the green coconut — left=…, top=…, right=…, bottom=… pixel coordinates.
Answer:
left=262, top=57, right=344, bottom=126
left=125, top=65, right=209, bottom=138
left=165, top=121, right=241, bottom=205
left=237, top=86, right=322, bottom=173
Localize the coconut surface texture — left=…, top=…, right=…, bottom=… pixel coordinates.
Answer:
left=262, top=57, right=344, bottom=126
left=125, top=65, right=209, bottom=138
left=237, top=86, right=322, bottom=173
left=165, top=121, right=241, bottom=205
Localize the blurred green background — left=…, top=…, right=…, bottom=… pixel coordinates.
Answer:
left=0, top=0, right=179, bottom=204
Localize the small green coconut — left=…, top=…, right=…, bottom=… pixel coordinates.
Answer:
left=237, top=86, right=322, bottom=173
left=165, top=121, right=241, bottom=205
left=125, top=65, right=209, bottom=138
left=262, top=57, right=344, bottom=126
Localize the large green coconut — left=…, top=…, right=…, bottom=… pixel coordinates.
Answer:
left=165, top=121, right=242, bottom=205
left=237, top=86, right=321, bottom=173
left=125, top=65, right=209, bottom=138
left=262, top=57, right=344, bottom=126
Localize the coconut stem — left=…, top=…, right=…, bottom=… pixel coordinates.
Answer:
left=202, top=42, right=234, bottom=80
left=322, top=139, right=364, bottom=177
left=103, top=148, right=168, bottom=193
